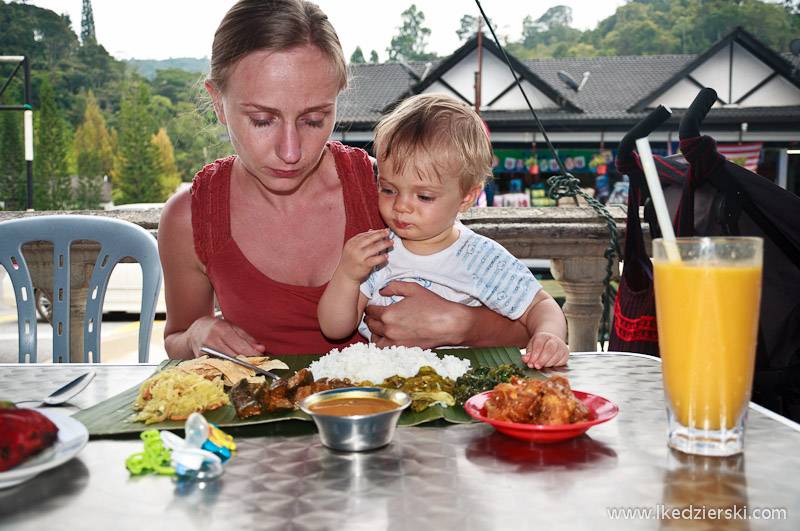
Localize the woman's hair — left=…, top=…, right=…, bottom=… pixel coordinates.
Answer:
left=373, top=93, right=493, bottom=193
left=207, top=0, right=347, bottom=94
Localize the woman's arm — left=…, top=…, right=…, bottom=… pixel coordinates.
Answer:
left=363, top=281, right=530, bottom=349
left=159, top=189, right=265, bottom=358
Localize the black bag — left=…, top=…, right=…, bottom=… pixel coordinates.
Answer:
left=613, top=88, right=800, bottom=420
left=607, top=182, right=660, bottom=356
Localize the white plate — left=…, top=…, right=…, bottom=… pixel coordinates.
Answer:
left=0, top=410, right=89, bottom=489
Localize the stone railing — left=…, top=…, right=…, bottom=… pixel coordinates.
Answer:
left=0, top=205, right=629, bottom=356
left=461, top=206, right=627, bottom=352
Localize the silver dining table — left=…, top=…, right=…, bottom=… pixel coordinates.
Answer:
left=1, top=352, right=799, bottom=531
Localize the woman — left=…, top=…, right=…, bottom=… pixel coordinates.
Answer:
left=158, top=0, right=529, bottom=358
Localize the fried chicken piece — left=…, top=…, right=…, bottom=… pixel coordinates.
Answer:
left=293, top=385, right=314, bottom=404
left=484, top=375, right=590, bottom=425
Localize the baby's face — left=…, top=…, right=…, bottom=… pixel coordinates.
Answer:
left=377, top=154, right=476, bottom=253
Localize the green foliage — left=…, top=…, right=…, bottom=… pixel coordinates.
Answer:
left=150, top=68, right=204, bottom=106
left=73, top=90, right=112, bottom=209
left=350, top=46, right=366, bottom=64
left=112, top=82, right=165, bottom=204
left=80, top=0, right=96, bottom=45
left=126, top=58, right=210, bottom=80
left=369, top=50, right=379, bottom=63
left=33, top=77, right=73, bottom=210
left=0, top=87, right=27, bottom=211
left=166, top=102, right=234, bottom=182
left=0, top=2, right=78, bottom=70
left=512, top=0, right=799, bottom=58
left=456, top=14, right=495, bottom=42
left=387, top=4, right=438, bottom=61
left=152, top=128, right=181, bottom=197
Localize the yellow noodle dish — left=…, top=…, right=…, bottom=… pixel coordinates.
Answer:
left=131, top=368, right=229, bottom=425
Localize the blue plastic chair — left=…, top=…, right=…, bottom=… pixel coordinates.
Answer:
left=0, top=215, right=162, bottom=363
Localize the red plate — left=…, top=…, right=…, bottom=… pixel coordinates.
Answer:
left=464, top=390, right=618, bottom=443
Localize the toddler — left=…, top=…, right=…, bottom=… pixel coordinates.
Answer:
left=318, top=93, right=568, bottom=369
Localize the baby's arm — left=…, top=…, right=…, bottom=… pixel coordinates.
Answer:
left=318, top=228, right=392, bottom=340
left=519, top=290, right=569, bottom=369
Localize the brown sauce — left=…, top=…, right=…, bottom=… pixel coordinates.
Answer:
left=308, top=396, right=400, bottom=416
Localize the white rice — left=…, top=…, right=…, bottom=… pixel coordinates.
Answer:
left=308, top=343, right=471, bottom=384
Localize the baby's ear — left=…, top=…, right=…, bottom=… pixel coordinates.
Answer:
left=459, top=185, right=485, bottom=212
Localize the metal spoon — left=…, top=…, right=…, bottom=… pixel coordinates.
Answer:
left=199, top=346, right=281, bottom=381
left=15, top=371, right=96, bottom=406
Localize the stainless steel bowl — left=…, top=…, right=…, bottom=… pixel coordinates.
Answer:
left=299, top=387, right=411, bottom=452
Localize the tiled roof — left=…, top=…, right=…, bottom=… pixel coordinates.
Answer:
left=337, top=62, right=429, bottom=124
left=335, top=30, right=800, bottom=133
left=522, top=55, right=695, bottom=117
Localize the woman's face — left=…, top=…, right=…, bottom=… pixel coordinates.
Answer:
left=207, top=45, right=340, bottom=192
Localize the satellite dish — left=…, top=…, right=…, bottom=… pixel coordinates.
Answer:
left=557, top=70, right=579, bottom=91
left=790, top=38, right=800, bottom=57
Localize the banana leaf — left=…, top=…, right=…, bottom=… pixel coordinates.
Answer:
left=73, top=346, right=540, bottom=436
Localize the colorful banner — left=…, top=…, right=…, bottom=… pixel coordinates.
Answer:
left=492, top=149, right=615, bottom=174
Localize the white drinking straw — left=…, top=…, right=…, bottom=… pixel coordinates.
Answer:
left=635, top=137, right=681, bottom=263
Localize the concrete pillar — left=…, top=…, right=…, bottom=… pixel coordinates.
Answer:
left=550, top=256, right=614, bottom=352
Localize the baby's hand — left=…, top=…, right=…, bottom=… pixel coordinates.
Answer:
left=339, top=228, right=392, bottom=282
left=521, top=332, right=569, bottom=369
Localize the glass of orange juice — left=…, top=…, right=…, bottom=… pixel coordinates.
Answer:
left=653, top=237, right=763, bottom=456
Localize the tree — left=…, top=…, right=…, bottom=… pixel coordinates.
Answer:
left=456, top=14, right=496, bottom=43
left=387, top=4, right=437, bottom=61
left=522, top=6, right=581, bottom=51
left=369, top=50, right=379, bottom=63
left=112, top=82, right=165, bottom=204
left=166, top=102, right=233, bottom=182
left=33, top=77, right=73, bottom=210
left=350, top=46, right=366, bottom=64
left=150, top=68, right=203, bottom=106
left=0, top=90, right=27, bottom=211
left=80, top=0, right=96, bottom=45
left=73, top=90, right=112, bottom=209
left=151, top=128, right=181, bottom=198
left=0, top=2, right=78, bottom=70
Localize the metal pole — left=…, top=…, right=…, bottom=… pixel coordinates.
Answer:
left=23, top=57, right=33, bottom=210
left=475, top=17, right=482, bottom=115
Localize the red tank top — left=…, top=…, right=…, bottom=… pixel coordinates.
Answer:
left=191, top=142, right=383, bottom=355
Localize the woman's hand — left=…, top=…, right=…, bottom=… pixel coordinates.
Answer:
left=521, top=332, right=569, bottom=369
left=363, top=281, right=529, bottom=349
left=184, top=316, right=266, bottom=358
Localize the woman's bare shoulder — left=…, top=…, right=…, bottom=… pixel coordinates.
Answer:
left=159, top=187, right=192, bottom=242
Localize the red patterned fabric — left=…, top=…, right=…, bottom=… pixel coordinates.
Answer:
left=608, top=183, right=661, bottom=356
left=612, top=293, right=658, bottom=343
left=191, top=142, right=384, bottom=355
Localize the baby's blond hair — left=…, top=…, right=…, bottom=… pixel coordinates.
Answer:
left=372, top=93, right=492, bottom=194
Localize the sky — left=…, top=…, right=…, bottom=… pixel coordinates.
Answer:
left=21, top=0, right=624, bottom=62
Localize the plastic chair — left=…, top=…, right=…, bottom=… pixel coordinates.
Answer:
left=0, top=215, right=162, bottom=363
